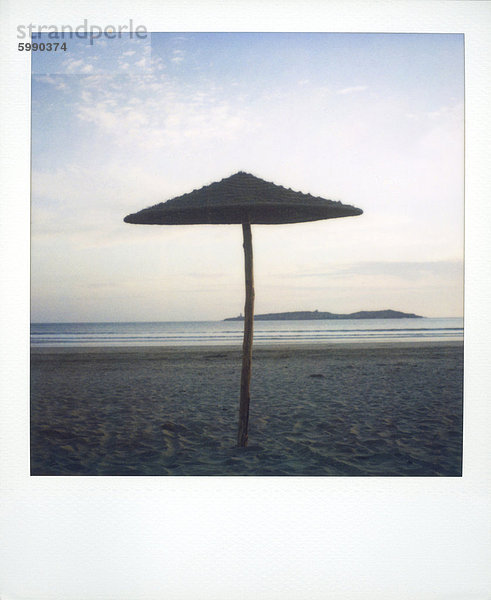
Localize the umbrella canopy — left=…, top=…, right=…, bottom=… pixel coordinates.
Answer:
left=124, top=171, right=363, bottom=448
left=124, top=171, right=362, bottom=225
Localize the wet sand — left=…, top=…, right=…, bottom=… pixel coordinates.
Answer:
left=30, top=342, right=463, bottom=476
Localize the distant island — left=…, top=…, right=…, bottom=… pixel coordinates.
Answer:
left=224, top=309, right=423, bottom=321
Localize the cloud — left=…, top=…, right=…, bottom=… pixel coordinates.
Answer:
left=65, top=58, right=84, bottom=72
left=288, top=260, right=463, bottom=284
left=171, top=50, right=185, bottom=64
left=63, top=57, right=98, bottom=74
left=33, top=75, right=67, bottom=91
left=68, top=69, right=255, bottom=151
left=336, top=85, right=367, bottom=95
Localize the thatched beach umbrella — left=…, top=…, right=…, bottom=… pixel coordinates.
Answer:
left=124, top=171, right=362, bottom=447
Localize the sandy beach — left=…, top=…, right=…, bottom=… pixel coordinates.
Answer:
left=30, top=342, right=463, bottom=476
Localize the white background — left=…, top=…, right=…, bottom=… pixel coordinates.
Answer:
left=1, top=1, right=490, bottom=599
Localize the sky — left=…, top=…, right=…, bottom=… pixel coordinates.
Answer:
left=30, top=32, right=464, bottom=322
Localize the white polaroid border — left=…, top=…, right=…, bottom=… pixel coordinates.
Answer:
left=1, top=1, right=490, bottom=598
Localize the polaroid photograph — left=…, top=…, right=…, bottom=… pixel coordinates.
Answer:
left=1, top=1, right=490, bottom=599
left=29, top=30, right=464, bottom=477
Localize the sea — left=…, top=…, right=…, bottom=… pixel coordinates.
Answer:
left=30, top=317, right=463, bottom=347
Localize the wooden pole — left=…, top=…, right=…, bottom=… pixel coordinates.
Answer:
left=237, top=222, right=254, bottom=447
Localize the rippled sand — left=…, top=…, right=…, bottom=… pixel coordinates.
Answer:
left=30, top=342, right=463, bottom=476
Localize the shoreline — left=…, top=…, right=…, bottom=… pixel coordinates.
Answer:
left=30, top=339, right=463, bottom=356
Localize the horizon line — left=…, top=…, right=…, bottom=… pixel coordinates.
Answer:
left=30, top=315, right=463, bottom=325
